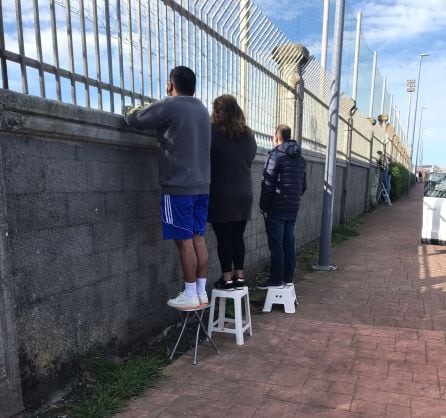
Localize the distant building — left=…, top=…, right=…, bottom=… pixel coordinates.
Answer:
left=419, top=165, right=446, bottom=173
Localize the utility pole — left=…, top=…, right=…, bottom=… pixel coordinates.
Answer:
left=240, top=0, right=250, bottom=116
left=405, top=80, right=415, bottom=152
left=314, top=0, right=345, bottom=271
left=409, top=53, right=429, bottom=190
left=415, top=107, right=427, bottom=173
left=320, top=0, right=330, bottom=70
left=368, top=51, right=377, bottom=118
left=380, top=77, right=386, bottom=115
left=352, top=12, right=361, bottom=102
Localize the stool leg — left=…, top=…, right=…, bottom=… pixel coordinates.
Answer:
left=218, top=297, right=226, bottom=330
left=234, top=297, right=244, bottom=345
left=193, top=311, right=202, bottom=365
left=284, top=298, right=296, bottom=314
left=292, top=287, right=299, bottom=306
left=195, top=310, right=219, bottom=354
left=284, top=288, right=296, bottom=314
left=208, top=294, right=217, bottom=338
left=169, top=312, right=190, bottom=360
left=181, top=312, right=193, bottom=348
left=244, top=292, right=253, bottom=336
left=262, top=289, right=273, bottom=312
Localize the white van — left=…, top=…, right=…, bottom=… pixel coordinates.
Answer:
left=422, top=173, right=446, bottom=245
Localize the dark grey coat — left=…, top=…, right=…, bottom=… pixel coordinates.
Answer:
left=208, top=128, right=257, bottom=223
left=259, top=140, right=307, bottom=214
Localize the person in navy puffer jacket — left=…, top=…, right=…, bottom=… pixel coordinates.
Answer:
left=258, top=124, right=307, bottom=290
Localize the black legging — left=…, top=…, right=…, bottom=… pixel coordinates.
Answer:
left=212, top=221, right=247, bottom=273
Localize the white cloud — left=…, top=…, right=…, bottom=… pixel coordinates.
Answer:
left=253, top=0, right=321, bottom=22
left=350, top=0, right=446, bottom=166
left=353, top=0, right=446, bottom=44
left=379, top=53, right=446, bottom=167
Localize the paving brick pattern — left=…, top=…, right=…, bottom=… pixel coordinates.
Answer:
left=117, top=184, right=446, bottom=417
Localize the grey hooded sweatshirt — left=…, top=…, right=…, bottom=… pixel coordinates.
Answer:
left=125, top=96, right=211, bottom=195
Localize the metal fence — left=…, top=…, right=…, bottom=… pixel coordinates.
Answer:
left=0, top=0, right=409, bottom=164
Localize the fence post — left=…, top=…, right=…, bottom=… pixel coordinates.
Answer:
left=294, top=48, right=309, bottom=147
left=273, top=43, right=309, bottom=139
left=380, top=77, right=386, bottom=115
left=364, top=132, right=375, bottom=211
left=369, top=51, right=377, bottom=117
left=240, top=0, right=249, bottom=116
left=0, top=2, right=8, bottom=89
left=352, top=12, right=361, bottom=102
left=340, top=104, right=355, bottom=224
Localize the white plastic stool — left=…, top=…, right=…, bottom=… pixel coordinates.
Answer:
left=208, top=286, right=252, bottom=345
left=262, top=285, right=298, bottom=314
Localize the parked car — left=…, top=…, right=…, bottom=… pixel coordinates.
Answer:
left=422, top=172, right=446, bottom=245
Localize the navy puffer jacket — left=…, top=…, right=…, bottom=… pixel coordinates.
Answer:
left=259, top=140, right=307, bottom=214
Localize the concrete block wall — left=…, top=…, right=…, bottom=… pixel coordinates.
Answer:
left=0, top=90, right=372, bottom=405
left=1, top=133, right=185, bottom=403
left=345, top=163, right=369, bottom=220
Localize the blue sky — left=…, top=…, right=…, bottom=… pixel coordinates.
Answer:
left=256, top=0, right=446, bottom=168
left=351, top=0, right=446, bottom=169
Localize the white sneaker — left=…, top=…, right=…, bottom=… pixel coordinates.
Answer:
left=198, top=292, right=208, bottom=306
left=167, top=291, right=200, bottom=310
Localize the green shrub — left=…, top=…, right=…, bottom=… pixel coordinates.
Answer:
left=390, top=162, right=416, bottom=200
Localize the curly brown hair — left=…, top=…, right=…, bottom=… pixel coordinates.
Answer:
left=211, top=95, right=252, bottom=140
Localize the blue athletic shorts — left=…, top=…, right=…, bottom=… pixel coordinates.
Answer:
left=161, top=194, right=209, bottom=240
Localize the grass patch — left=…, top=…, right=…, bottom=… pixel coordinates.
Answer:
left=39, top=354, right=166, bottom=418
left=37, top=309, right=224, bottom=417
left=71, top=354, right=166, bottom=418
left=37, top=314, right=217, bottom=417
left=296, top=213, right=367, bottom=277
left=331, top=225, right=359, bottom=246
left=249, top=271, right=272, bottom=313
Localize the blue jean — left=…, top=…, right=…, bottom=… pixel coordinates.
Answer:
left=264, top=213, right=297, bottom=285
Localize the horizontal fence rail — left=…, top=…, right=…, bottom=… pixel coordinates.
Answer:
left=1, top=0, right=409, bottom=164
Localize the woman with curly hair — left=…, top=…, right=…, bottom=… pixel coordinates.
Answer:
left=208, top=95, right=257, bottom=290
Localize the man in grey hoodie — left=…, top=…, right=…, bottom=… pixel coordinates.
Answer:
left=124, top=66, right=211, bottom=310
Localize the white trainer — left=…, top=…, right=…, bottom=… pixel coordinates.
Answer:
left=167, top=291, right=200, bottom=310
left=198, top=292, right=208, bottom=306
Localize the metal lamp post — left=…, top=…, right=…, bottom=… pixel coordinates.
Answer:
left=409, top=54, right=429, bottom=168
left=406, top=79, right=415, bottom=149
left=418, top=128, right=426, bottom=169
left=420, top=130, right=425, bottom=167
left=407, top=54, right=429, bottom=193
left=314, top=0, right=345, bottom=271
left=415, top=107, right=427, bottom=173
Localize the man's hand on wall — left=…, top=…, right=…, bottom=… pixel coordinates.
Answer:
left=123, top=105, right=146, bottom=117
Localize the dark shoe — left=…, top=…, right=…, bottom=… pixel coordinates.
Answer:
left=257, top=279, right=284, bottom=290
left=215, top=277, right=234, bottom=291
left=233, top=275, right=245, bottom=290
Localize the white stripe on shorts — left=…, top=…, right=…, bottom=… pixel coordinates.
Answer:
left=168, top=195, right=173, bottom=224
left=165, top=194, right=173, bottom=224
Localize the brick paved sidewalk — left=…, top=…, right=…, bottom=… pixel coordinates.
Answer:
left=117, top=184, right=446, bottom=417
